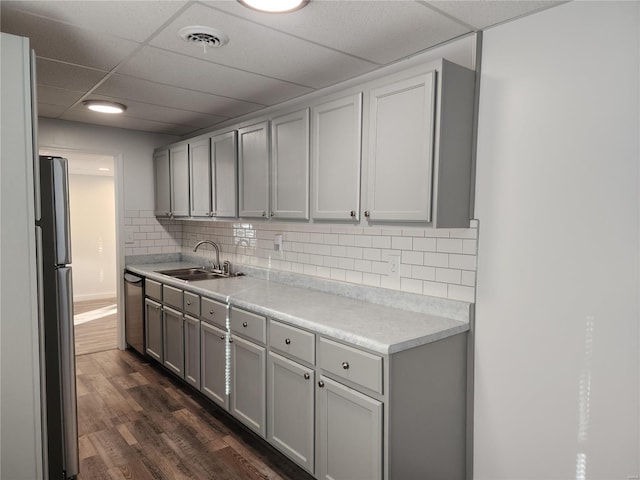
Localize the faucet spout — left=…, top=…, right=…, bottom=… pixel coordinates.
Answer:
left=193, top=240, right=221, bottom=270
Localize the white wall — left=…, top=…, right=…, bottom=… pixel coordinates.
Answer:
left=474, top=2, right=639, bottom=479
left=69, top=174, right=117, bottom=301
left=38, top=118, right=178, bottom=211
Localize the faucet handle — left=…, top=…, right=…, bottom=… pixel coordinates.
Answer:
left=223, top=260, right=232, bottom=275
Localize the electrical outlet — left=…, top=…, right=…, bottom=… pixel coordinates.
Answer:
left=388, top=255, right=400, bottom=279
left=125, top=230, right=135, bottom=245
left=274, top=234, right=283, bottom=252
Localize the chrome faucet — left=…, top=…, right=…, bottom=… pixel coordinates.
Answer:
left=193, top=240, right=221, bottom=271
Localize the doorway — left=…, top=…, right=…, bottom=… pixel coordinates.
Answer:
left=40, top=148, right=118, bottom=355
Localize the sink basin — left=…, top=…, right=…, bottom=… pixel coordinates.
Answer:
left=157, top=267, right=227, bottom=282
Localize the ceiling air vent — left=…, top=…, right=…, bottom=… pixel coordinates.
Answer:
left=179, top=26, right=229, bottom=52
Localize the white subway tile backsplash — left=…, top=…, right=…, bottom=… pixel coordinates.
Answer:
left=123, top=213, right=478, bottom=303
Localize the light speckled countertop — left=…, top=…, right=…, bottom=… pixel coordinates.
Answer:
left=127, top=261, right=470, bottom=355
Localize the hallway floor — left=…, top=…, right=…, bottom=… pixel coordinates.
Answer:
left=74, top=297, right=117, bottom=356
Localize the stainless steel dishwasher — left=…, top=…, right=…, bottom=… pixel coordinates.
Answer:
left=124, top=271, right=144, bottom=355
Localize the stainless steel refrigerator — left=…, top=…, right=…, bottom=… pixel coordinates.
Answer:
left=36, top=155, right=79, bottom=479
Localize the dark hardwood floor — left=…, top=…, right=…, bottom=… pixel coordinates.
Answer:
left=75, top=349, right=315, bottom=480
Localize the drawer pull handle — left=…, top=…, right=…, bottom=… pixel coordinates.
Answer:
left=318, top=381, right=325, bottom=388
left=304, top=373, right=310, bottom=380
left=285, top=338, right=291, bottom=345
left=242, top=321, right=248, bottom=328
left=342, top=361, right=350, bottom=370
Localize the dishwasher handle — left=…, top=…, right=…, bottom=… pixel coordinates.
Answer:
left=124, top=273, right=143, bottom=284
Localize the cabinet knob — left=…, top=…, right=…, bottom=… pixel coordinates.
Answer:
left=303, top=373, right=310, bottom=380
left=210, top=310, right=214, bottom=315
left=262, top=211, right=266, bottom=217
left=242, top=321, right=248, bottom=328
left=318, top=381, right=325, bottom=388
left=220, top=335, right=225, bottom=340
left=154, top=305, right=160, bottom=310
left=229, top=338, right=234, bottom=343
left=342, top=361, right=350, bottom=370
left=350, top=210, right=356, bottom=217
left=364, top=211, right=370, bottom=218
left=270, top=211, right=275, bottom=217
left=285, top=338, right=291, bottom=345
left=187, top=301, right=191, bottom=305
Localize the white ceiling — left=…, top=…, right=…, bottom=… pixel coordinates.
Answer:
left=1, top=0, right=563, bottom=137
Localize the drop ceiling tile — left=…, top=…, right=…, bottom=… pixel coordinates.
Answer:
left=61, top=108, right=197, bottom=136
left=1, top=1, right=188, bottom=42
left=205, top=0, right=470, bottom=65
left=118, top=46, right=313, bottom=106
left=425, top=1, right=565, bottom=30
left=96, top=74, right=265, bottom=118
left=149, top=3, right=377, bottom=89
left=38, top=103, right=69, bottom=118
left=1, top=7, right=140, bottom=70
left=86, top=93, right=228, bottom=129
left=37, top=85, right=84, bottom=107
left=35, top=57, right=108, bottom=91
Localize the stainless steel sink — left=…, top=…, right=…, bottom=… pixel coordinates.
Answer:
left=156, top=267, right=227, bottom=281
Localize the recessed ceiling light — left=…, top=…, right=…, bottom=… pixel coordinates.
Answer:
left=238, top=0, right=309, bottom=13
left=83, top=100, right=127, bottom=114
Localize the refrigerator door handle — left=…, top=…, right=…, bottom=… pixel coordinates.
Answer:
left=57, top=267, right=78, bottom=478
left=52, top=158, right=72, bottom=265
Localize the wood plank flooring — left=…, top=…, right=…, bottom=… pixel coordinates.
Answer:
left=76, top=349, right=315, bottom=480
left=74, top=298, right=118, bottom=356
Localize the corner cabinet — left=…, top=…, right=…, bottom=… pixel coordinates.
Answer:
left=153, top=150, right=171, bottom=218
left=238, top=122, right=270, bottom=218
left=271, top=109, right=310, bottom=220
left=311, top=93, right=362, bottom=221
left=364, top=60, right=475, bottom=227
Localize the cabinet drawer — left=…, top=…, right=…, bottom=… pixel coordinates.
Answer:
left=230, top=307, right=266, bottom=344
left=162, top=285, right=183, bottom=310
left=319, top=338, right=383, bottom=394
left=184, top=291, right=200, bottom=317
left=145, top=279, right=162, bottom=302
left=269, top=320, right=315, bottom=365
left=201, top=297, right=226, bottom=329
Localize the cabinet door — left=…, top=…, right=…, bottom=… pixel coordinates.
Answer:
left=268, top=352, right=314, bottom=473
left=144, top=298, right=163, bottom=362
left=162, top=306, right=184, bottom=377
left=201, top=322, right=228, bottom=409
left=170, top=144, right=190, bottom=217
left=238, top=122, right=269, bottom=218
left=317, top=376, right=382, bottom=480
left=271, top=109, right=309, bottom=220
left=212, top=131, right=238, bottom=218
left=366, top=73, right=435, bottom=222
left=311, top=94, right=362, bottom=221
left=231, top=334, right=266, bottom=437
left=189, top=138, right=211, bottom=217
left=154, top=149, right=171, bottom=217
left=184, top=315, right=200, bottom=389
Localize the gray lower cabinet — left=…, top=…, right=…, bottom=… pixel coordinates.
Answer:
left=162, top=306, right=184, bottom=377
left=317, top=376, right=383, bottom=480
left=144, top=298, right=162, bottom=362
left=200, top=321, right=228, bottom=409
left=231, top=334, right=266, bottom=437
left=267, top=351, right=315, bottom=473
left=184, top=314, right=200, bottom=389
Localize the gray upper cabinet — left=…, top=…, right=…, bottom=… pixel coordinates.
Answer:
left=154, top=149, right=171, bottom=217
left=311, top=93, right=362, bottom=221
left=170, top=144, right=190, bottom=217
left=211, top=131, right=238, bottom=218
left=366, top=72, right=436, bottom=223
left=238, top=122, right=270, bottom=218
left=189, top=138, right=211, bottom=218
left=271, top=109, right=310, bottom=220
left=365, top=60, right=475, bottom=227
